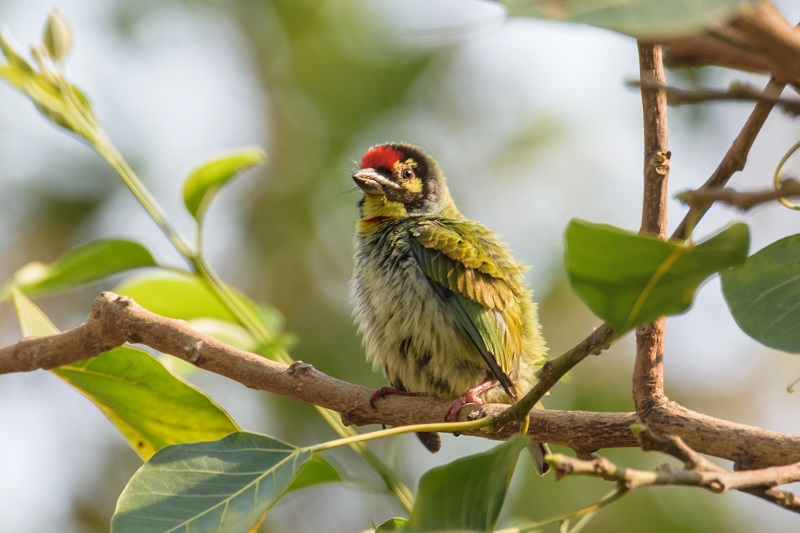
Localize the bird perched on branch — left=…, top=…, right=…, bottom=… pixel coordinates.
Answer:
left=350, top=142, right=550, bottom=474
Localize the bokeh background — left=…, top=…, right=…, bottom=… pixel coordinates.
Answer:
left=1, top=1, right=799, bottom=531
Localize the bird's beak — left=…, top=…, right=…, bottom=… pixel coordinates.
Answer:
left=352, top=168, right=400, bottom=195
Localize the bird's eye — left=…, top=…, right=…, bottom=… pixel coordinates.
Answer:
left=402, top=168, right=414, bottom=180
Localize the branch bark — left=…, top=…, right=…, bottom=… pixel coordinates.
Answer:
left=549, top=454, right=800, bottom=512
left=660, top=3, right=800, bottom=88
left=677, top=178, right=800, bottom=211
left=1, top=292, right=799, bottom=468
left=672, top=76, right=786, bottom=240
left=634, top=43, right=670, bottom=415
left=550, top=428, right=800, bottom=514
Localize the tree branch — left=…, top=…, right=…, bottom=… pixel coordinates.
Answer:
left=677, top=178, right=800, bottom=211
left=659, top=3, right=800, bottom=88
left=634, top=43, right=670, bottom=415
left=1, top=292, right=799, bottom=468
left=0, top=291, right=635, bottom=451
left=672, top=76, right=787, bottom=240
left=627, top=79, right=800, bottom=116
left=550, top=428, right=800, bottom=514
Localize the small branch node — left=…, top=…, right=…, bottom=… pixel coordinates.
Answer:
left=709, top=479, right=726, bottom=494
left=184, top=340, right=204, bottom=364
left=287, top=360, right=313, bottom=375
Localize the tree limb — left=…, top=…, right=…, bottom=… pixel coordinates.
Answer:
left=549, top=428, right=800, bottom=514
left=677, top=178, right=800, bottom=211
left=659, top=3, right=800, bottom=88
left=627, top=79, right=800, bottom=116
left=634, top=43, right=670, bottom=415
left=672, top=76, right=786, bottom=240
left=1, top=292, right=799, bottom=469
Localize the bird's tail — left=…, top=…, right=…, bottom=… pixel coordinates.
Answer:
left=416, top=431, right=442, bottom=453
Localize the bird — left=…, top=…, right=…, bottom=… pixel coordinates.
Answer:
left=349, top=141, right=550, bottom=474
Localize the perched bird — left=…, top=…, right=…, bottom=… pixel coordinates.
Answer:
left=349, top=142, right=550, bottom=474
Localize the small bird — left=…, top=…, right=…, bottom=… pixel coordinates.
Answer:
left=350, top=142, right=550, bottom=474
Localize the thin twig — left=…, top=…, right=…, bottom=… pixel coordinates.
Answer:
left=548, top=453, right=800, bottom=513
left=677, top=178, right=800, bottom=211
left=550, top=428, right=800, bottom=514
left=672, top=77, right=786, bottom=240
left=628, top=79, right=800, bottom=116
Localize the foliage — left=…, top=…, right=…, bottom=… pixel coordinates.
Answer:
left=0, top=1, right=798, bottom=532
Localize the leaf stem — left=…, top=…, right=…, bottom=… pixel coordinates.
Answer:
left=520, top=487, right=628, bottom=531
left=307, top=417, right=491, bottom=453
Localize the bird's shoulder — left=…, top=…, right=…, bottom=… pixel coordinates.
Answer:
left=406, top=216, right=525, bottom=309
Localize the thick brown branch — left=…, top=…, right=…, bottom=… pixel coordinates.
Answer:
left=2, top=292, right=798, bottom=468
left=634, top=43, right=670, bottom=414
left=0, top=292, right=633, bottom=452
left=660, top=3, right=800, bottom=88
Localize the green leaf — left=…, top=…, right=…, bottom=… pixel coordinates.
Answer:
left=115, top=272, right=239, bottom=321
left=112, top=432, right=313, bottom=533
left=115, top=272, right=289, bottom=358
left=11, top=289, right=239, bottom=460
left=183, top=147, right=267, bottom=223
left=501, top=0, right=748, bottom=39
left=286, top=453, right=343, bottom=493
left=375, top=517, right=409, bottom=532
left=721, top=234, right=800, bottom=353
left=407, top=435, right=528, bottom=532
left=565, top=220, right=749, bottom=335
left=1, top=238, right=156, bottom=301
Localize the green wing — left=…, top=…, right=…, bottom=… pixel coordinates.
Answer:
left=409, top=219, right=525, bottom=399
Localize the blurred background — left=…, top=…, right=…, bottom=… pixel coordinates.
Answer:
left=1, top=0, right=799, bottom=531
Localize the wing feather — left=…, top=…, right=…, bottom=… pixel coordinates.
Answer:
left=409, top=219, right=526, bottom=398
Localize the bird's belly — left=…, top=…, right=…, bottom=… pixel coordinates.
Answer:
left=352, top=256, right=488, bottom=399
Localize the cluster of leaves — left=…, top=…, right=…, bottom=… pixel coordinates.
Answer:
left=1, top=2, right=798, bottom=532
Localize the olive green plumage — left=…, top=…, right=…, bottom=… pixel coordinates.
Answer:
left=350, top=142, right=549, bottom=471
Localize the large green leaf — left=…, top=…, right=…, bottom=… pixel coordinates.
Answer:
left=407, top=435, right=528, bottom=532
left=565, top=220, right=749, bottom=334
left=115, top=272, right=290, bottom=359
left=183, top=147, right=267, bottom=223
left=112, top=432, right=315, bottom=533
left=721, top=234, right=800, bottom=353
left=501, top=0, right=747, bottom=39
left=1, top=238, right=156, bottom=301
left=115, top=272, right=282, bottom=330
left=11, top=289, right=239, bottom=459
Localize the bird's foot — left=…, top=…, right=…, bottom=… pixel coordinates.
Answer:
left=369, top=386, right=422, bottom=408
left=444, top=380, right=500, bottom=422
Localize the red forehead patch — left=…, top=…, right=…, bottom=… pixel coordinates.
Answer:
left=360, top=145, right=403, bottom=170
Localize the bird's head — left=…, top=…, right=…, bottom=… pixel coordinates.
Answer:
left=353, top=142, right=459, bottom=222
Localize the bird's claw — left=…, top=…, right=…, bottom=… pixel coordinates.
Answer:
left=369, top=386, right=405, bottom=408
left=444, top=381, right=497, bottom=422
